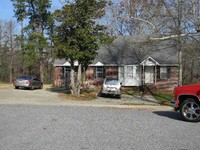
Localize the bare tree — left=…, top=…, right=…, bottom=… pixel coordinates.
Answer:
left=0, top=20, right=17, bottom=82
left=5, top=21, right=17, bottom=82
left=105, top=0, right=200, bottom=85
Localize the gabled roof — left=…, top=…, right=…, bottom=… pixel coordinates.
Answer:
left=53, top=59, right=67, bottom=66
left=140, top=56, right=160, bottom=66
left=93, top=36, right=178, bottom=65
left=54, top=36, right=178, bottom=67
left=54, top=59, right=79, bottom=66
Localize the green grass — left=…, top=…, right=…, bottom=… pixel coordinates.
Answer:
left=0, top=82, right=12, bottom=88
left=121, top=88, right=142, bottom=96
left=152, top=93, right=173, bottom=106
left=122, top=88, right=173, bottom=105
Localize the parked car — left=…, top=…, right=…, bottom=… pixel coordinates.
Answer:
left=171, top=84, right=200, bottom=122
left=100, top=76, right=121, bottom=98
left=13, top=75, right=43, bottom=90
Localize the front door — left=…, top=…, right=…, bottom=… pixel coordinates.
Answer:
left=145, top=66, right=154, bottom=84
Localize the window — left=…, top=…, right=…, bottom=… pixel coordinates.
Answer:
left=64, top=67, right=71, bottom=78
left=96, top=67, right=104, bottom=78
left=160, top=67, right=168, bottom=79
left=136, top=66, right=141, bottom=75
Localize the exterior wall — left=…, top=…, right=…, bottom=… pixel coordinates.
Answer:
left=53, top=65, right=178, bottom=91
left=86, top=66, right=118, bottom=85
left=86, top=66, right=95, bottom=84
left=105, top=66, right=118, bottom=77
left=156, top=66, right=178, bottom=91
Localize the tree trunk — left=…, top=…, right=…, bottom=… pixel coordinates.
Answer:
left=178, top=0, right=183, bottom=86
left=9, top=56, right=13, bottom=83
left=20, top=20, right=25, bottom=74
left=70, top=63, right=82, bottom=97
left=77, top=64, right=82, bottom=97
left=40, top=58, right=44, bottom=82
left=70, top=65, right=75, bottom=95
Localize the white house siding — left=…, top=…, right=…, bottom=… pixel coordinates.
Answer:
left=119, top=65, right=141, bottom=86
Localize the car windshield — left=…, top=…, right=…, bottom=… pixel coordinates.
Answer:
left=18, top=76, right=32, bottom=80
left=105, top=79, right=119, bottom=85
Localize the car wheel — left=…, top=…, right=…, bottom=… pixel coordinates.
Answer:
left=40, top=84, right=43, bottom=89
left=180, top=98, right=200, bottom=122
left=100, top=93, right=105, bottom=97
left=97, top=92, right=101, bottom=97
left=15, top=86, right=19, bottom=89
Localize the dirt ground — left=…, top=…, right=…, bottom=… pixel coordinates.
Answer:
left=0, top=85, right=173, bottom=111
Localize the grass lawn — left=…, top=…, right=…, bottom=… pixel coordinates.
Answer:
left=152, top=93, right=173, bottom=105
left=121, top=88, right=173, bottom=105
left=0, top=82, right=13, bottom=89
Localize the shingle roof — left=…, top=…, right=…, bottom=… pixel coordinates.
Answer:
left=93, top=36, right=178, bottom=65
left=53, top=58, right=67, bottom=66
left=54, top=36, right=178, bottom=66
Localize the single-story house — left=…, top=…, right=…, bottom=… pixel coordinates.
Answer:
left=53, top=36, right=179, bottom=90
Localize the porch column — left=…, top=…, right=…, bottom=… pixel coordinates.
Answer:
left=154, top=65, right=157, bottom=85
left=142, top=64, right=145, bottom=85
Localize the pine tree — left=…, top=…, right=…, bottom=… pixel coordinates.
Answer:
left=53, top=0, right=113, bottom=96
left=12, top=0, right=52, bottom=82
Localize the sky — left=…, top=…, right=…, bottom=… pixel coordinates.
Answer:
left=0, top=0, right=118, bottom=21
left=0, top=0, right=14, bottom=20
left=0, top=0, right=62, bottom=21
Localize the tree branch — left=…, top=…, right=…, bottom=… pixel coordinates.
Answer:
left=149, top=32, right=199, bottom=40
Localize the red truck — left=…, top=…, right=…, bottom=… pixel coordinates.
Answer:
left=172, top=84, right=200, bottom=122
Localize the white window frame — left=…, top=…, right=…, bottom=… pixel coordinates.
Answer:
left=96, top=67, right=104, bottom=78
left=160, top=67, right=167, bottom=79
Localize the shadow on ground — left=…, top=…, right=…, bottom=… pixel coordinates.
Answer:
left=153, top=111, right=182, bottom=121
left=46, top=87, right=70, bottom=94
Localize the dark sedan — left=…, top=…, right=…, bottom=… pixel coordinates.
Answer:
left=13, top=75, right=43, bottom=90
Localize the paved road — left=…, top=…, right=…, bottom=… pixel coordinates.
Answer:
left=1, top=88, right=199, bottom=150
left=0, top=105, right=200, bottom=150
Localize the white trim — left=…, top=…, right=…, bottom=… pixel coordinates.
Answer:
left=54, top=59, right=79, bottom=66
left=96, top=66, right=104, bottom=78
left=63, top=61, right=71, bottom=66
left=63, top=61, right=79, bottom=66
left=94, top=61, right=104, bottom=66
left=140, top=56, right=159, bottom=66
left=159, top=64, right=178, bottom=67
